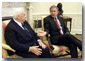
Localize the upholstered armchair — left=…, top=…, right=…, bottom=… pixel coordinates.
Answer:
left=2, top=19, right=52, bottom=58
left=2, top=20, right=22, bottom=58
left=41, top=16, right=70, bottom=57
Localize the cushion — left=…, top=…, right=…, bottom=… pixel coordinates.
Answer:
left=2, top=43, right=16, bottom=52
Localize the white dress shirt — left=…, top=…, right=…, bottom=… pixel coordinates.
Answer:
left=13, top=19, right=24, bottom=29
left=13, top=19, right=41, bottom=41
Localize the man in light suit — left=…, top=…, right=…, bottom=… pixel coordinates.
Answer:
left=5, top=8, right=52, bottom=58
left=38, top=5, right=82, bottom=58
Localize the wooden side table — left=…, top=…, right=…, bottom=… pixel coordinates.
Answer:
left=63, top=17, right=72, bottom=32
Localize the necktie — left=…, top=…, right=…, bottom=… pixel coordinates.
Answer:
left=22, top=23, right=32, bottom=38
left=55, top=18, right=62, bottom=35
left=22, top=23, right=37, bottom=46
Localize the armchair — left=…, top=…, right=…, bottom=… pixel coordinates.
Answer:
left=2, top=20, right=22, bottom=58
left=41, top=16, right=70, bottom=57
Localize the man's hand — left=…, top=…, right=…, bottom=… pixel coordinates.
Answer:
left=29, top=46, right=42, bottom=56
left=38, top=41, right=46, bottom=49
left=37, top=31, right=47, bottom=37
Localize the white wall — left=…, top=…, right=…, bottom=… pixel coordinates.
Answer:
left=31, top=2, right=82, bottom=15
left=2, top=2, right=27, bottom=17
left=2, top=2, right=82, bottom=34
left=31, top=2, right=82, bottom=34
left=2, top=2, right=82, bottom=16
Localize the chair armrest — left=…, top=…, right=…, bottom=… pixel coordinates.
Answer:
left=43, top=42, right=52, bottom=53
left=2, top=43, right=16, bottom=52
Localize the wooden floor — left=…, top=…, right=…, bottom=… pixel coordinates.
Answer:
left=74, top=34, right=82, bottom=41
left=57, top=34, right=82, bottom=58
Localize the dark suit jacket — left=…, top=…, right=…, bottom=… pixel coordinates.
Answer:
left=5, top=19, right=39, bottom=57
left=44, top=15, right=70, bottom=44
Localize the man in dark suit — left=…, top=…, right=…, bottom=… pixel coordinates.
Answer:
left=38, top=5, right=82, bottom=58
left=5, top=8, right=52, bottom=58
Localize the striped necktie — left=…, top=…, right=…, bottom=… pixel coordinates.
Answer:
left=22, top=23, right=32, bottom=38
left=55, top=18, right=62, bottom=35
